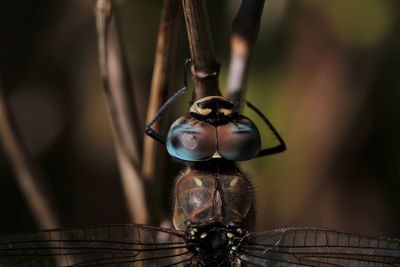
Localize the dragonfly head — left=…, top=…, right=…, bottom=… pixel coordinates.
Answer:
left=166, top=95, right=261, bottom=162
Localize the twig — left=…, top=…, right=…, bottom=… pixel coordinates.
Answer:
left=112, top=9, right=147, bottom=135
left=115, top=144, right=148, bottom=224
left=96, top=0, right=142, bottom=167
left=142, top=0, right=182, bottom=225
left=227, top=0, right=265, bottom=105
left=0, top=81, right=60, bottom=230
left=182, top=0, right=221, bottom=99
left=143, top=0, right=181, bottom=183
left=96, top=0, right=148, bottom=224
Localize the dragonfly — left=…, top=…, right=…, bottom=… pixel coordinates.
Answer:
left=1, top=63, right=400, bottom=266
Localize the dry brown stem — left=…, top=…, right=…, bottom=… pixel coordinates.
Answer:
left=227, top=0, right=265, bottom=104
left=0, top=82, right=60, bottom=230
left=182, top=0, right=221, bottom=99
left=96, top=0, right=147, bottom=224
left=143, top=0, right=181, bottom=182
left=96, top=0, right=142, bottom=167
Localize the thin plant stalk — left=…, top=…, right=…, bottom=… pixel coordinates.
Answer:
left=142, top=0, right=182, bottom=225
left=0, top=82, right=60, bottom=230
left=143, top=0, right=181, bottom=182
left=227, top=0, right=265, bottom=105
left=96, top=0, right=148, bottom=224
left=182, top=0, right=221, bottom=99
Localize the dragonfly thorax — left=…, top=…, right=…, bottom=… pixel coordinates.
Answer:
left=173, top=161, right=255, bottom=231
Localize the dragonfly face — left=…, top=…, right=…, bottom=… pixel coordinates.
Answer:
left=188, top=96, right=238, bottom=125
left=166, top=96, right=262, bottom=161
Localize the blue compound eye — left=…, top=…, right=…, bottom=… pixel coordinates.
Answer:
left=166, top=116, right=217, bottom=161
left=217, top=115, right=261, bottom=161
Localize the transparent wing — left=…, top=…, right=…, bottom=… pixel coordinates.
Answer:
left=240, top=228, right=400, bottom=267
left=0, top=224, right=193, bottom=267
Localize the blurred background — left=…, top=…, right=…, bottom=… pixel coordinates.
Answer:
left=0, top=0, right=399, bottom=238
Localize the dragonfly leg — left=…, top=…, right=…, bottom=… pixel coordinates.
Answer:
left=145, top=59, right=192, bottom=144
left=246, top=101, right=286, bottom=157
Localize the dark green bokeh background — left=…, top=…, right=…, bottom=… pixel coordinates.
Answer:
left=0, top=0, right=399, bottom=238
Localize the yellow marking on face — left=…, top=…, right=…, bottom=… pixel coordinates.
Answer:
left=227, top=232, right=234, bottom=239
left=190, top=103, right=212, bottom=115
left=212, top=151, right=222, bottom=158
left=198, top=108, right=212, bottom=116
left=230, top=177, right=239, bottom=187
left=194, top=177, right=203, bottom=187
left=200, top=232, right=207, bottom=239
left=189, top=104, right=199, bottom=114
left=219, top=108, right=232, bottom=116
left=236, top=228, right=243, bottom=234
left=190, top=230, right=196, bottom=236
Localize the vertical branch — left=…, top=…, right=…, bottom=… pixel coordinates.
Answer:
left=227, top=0, right=265, bottom=104
left=96, top=0, right=148, bottom=224
left=142, top=0, right=181, bottom=226
left=96, top=0, right=142, bottom=166
left=0, top=82, right=60, bottom=230
left=143, top=0, right=181, bottom=182
left=182, top=0, right=221, bottom=99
